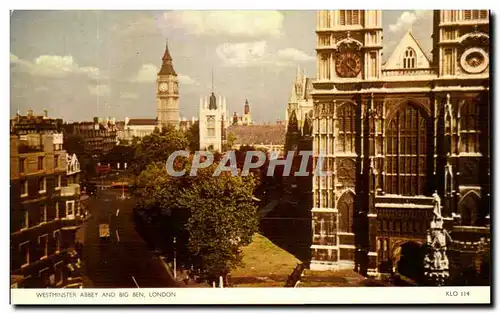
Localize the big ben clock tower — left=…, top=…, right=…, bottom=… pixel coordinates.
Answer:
left=157, top=40, right=179, bottom=128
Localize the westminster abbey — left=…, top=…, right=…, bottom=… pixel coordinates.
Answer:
left=308, top=10, right=490, bottom=284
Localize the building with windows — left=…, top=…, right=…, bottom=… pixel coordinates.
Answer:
left=285, top=65, right=314, bottom=135
left=199, top=92, right=229, bottom=152
left=63, top=117, right=118, bottom=156
left=227, top=122, right=286, bottom=155
left=310, top=10, right=490, bottom=283
left=10, top=133, right=84, bottom=288
left=10, top=110, right=64, bottom=135
left=231, top=99, right=254, bottom=126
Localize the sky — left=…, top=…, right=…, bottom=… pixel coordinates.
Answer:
left=10, top=10, right=433, bottom=123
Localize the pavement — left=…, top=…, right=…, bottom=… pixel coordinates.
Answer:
left=80, top=184, right=178, bottom=288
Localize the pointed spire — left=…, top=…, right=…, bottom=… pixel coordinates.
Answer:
left=158, top=39, right=177, bottom=76
left=296, top=64, right=302, bottom=81
left=162, top=38, right=172, bottom=61
left=211, top=68, right=214, bottom=94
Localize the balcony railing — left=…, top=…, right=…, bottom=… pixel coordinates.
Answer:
left=382, top=68, right=437, bottom=77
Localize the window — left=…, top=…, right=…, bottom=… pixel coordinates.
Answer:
left=66, top=201, right=75, bottom=218
left=53, top=230, right=61, bottom=253
left=19, top=241, right=30, bottom=268
left=206, top=115, right=216, bottom=138
left=460, top=102, right=480, bottom=153
left=56, top=175, right=62, bottom=188
left=463, top=10, right=487, bottom=20
left=38, top=234, right=48, bottom=259
left=40, top=205, right=47, bottom=224
left=443, top=48, right=454, bottom=75
left=340, top=10, right=361, bottom=25
left=21, top=210, right=29, bottom=230
left=20, top=179, right=28, bottom=197
left=320, top=53, right=330, bottom=80
left=370, top=52, right=377, bottom=77
left=55, top=202, right=60, bottom=219
left=39, top=177, right=46, bottom=193
left=54, top=155, right=59, bottom=168
left=403, top=47, right=416, bottom=69
left=338, top=191, right=355, bottom=233
left=37, top=156, right=44, bottom=171
left=386, top=104, right=428, bottom=195
left=337, top=103, right=357, bottom=153
left=459, top=193, right=480, bottom=226
left=19, top=158, right=25, bottom=174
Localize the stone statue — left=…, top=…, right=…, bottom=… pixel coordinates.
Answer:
left=424, top=191, right=451, bottom=286
left=432, top=190, right=442, bottom=217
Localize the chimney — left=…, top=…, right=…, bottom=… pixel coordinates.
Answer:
left=43, top=109, right=48, bottom=118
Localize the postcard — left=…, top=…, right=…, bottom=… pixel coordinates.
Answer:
left=9, top=9, right=491, bottom=305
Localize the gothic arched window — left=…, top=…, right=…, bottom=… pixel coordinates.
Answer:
left=386, top=104, right=428, bottom=195
left=337, top=191, right=355, bottom=233
left=339, top=10, right=361, bottom=25
left=459, top=102, right=480, bottom=153
left=337, top=103, right=357, bottom=153
left=403, top=47, right=416, bottom=69
left=459, top=192, right=480, bottom=226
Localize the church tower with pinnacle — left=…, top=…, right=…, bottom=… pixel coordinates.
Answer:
left=157, top=40, right=179, bottom=128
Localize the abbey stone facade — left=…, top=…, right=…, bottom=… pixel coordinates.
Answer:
left=310, top=10, right=490, bottom=282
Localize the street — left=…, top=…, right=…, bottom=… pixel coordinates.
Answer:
left=81, top=178, right=178, bottom=288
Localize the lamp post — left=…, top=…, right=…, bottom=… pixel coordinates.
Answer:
left=173, top=237, right=177, bottom=280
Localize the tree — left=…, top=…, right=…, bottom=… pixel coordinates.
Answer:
left=134, top=158, right=258, bottom=285
left=185, top=121, right=200, bottom=152
left=179, top=165, right=258, bottom=284
left=222, top=132, right=237, bottom=151
left=132, top=125, right=188, bottom=174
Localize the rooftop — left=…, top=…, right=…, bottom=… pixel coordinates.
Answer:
left=228, top=124, right=286, bottom=146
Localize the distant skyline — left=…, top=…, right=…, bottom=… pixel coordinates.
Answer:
left=10, top=10, right=433, bottom=123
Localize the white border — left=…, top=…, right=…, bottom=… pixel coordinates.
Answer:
left=4, top=1, right=499, bottom=311
left=10, top=287, right=491, bottom=305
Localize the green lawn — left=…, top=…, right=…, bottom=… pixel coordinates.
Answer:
left=230, top=233, right=300, bottom=286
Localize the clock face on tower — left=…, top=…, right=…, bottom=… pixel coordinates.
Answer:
left=159, top=82, right=168, bottom=92
left=335, top=51, right=362, bottom=78
left=460, top=48, right=489, bottom=74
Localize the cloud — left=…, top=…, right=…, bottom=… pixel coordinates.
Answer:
left=216, top=41, right=315, bottom=68
left=88, top=84, right=111, bottom=96
left=389, top=11, right=431, bottom=33
left=275, top=48, right=315, bottom=62
left=130, top=63, right=158, bottom=83
left=384, top=11, right=433, bottom=62
left=119, top=92, right=139, bottom=100
left=178, top=74, right=196, bottom=85
left=163, top=11, right=284, bottom=38
left=10, top=53, right=103, bottom=80
left=216, top=41, right=268, bottom=67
